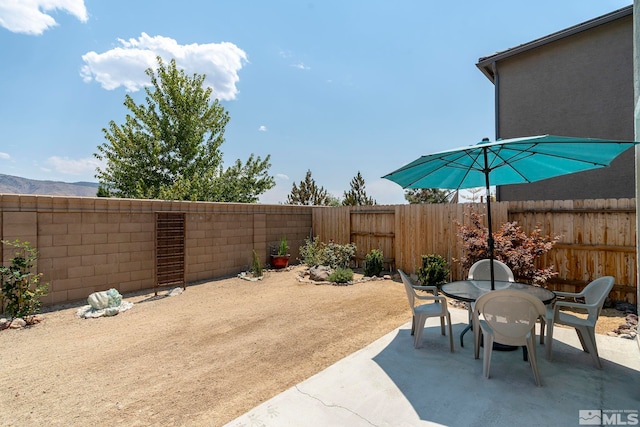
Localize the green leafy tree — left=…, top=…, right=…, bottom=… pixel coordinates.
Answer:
left=95, top=57, right=274, bottom=202
left=404, top=188, right=453, bottom=204
left=286, top=170, right=331, bottom=205
left=343, top=171, right=376, bottom=206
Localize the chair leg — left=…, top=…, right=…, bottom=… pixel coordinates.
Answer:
left=411, top=315, right=415, bottom=336
left=414, top=316, right=427, bottom=348
left=526, top=335, right=541, bottom=387
left=546, top=318, right=555, bottom=361
left=474, top=323, right=482, bottom=359
left=577, top=326, right=602, bottom=369
left=440, top=317, right=445, bottom=336
left=482, top=334, right=494, bottom=379
left=446, top=313, right=454, bottom=352
left=575, top=328, right=589, bottom=353
left=539, top=317, right=546, bottom=345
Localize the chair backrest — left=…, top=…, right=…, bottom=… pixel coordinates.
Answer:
left=468, top=259, right=514, bottom=282
left=398, top=269, right=417, bottom=312
left=474, top=289, right=545, bottom=346
left=582, top=276, right=615, bottom=322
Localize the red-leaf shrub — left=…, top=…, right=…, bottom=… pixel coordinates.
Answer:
left=454, top=212, right=561, bottom=286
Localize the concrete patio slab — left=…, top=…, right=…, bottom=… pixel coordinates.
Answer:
left=225, top=307, right=640, bottom=427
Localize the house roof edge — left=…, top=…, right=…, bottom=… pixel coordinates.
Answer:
left=476, top=5, right=633, bottom=82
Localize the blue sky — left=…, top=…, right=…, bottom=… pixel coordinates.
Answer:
left=0, top=0, right=633, bottom=204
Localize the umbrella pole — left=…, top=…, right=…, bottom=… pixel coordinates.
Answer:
left=483, top=148, right=496, bottom=290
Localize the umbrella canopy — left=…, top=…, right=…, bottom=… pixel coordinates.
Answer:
left=383, top=134, right=639, bottom=288
left=383, top=134, right=637, bottom=190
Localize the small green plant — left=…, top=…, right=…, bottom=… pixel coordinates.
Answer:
left=328, top=267, right=354, bottom=284
left=0, top=240, right=49, bottom=321
left=416, top=254, right=450, bottom=286
left=363, top=249, right=384, bottom=277
left=299, top=236, right=323, bottom=266
left=251, top=250, right=263, bottom=277
left=299, top=237, right=357, bottom=269
left=277, top=236, right=289, bottom=256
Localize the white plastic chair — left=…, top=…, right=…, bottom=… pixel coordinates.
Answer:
left=398, top=269, right=454, bottom=351
left=468, top=259, right=550, bottom=344
left=468, top=259, right=515, bottom=282
left=544, top=276, right=614, bottom=369
left=473, top=289, right=546, bottom=386
left=466, top=259, right=525, bottom=344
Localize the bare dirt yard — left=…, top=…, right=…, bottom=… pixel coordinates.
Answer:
left=0, top=266, right=630, bottom=427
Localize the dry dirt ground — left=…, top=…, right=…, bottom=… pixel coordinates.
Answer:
left=0, top=266, right=630, bottom=427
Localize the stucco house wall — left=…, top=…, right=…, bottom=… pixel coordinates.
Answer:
left=477, top=6, right=635, bottom=201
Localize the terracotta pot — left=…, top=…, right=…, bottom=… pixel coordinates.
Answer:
left=270, top=254, right=290, bottom=269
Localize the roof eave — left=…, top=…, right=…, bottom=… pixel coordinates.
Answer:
left=476, top=5, right=633, bottom=83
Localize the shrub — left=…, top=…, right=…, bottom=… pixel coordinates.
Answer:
left=416, top=254, right=449, bottom=286
left=299, top=237, right=324, bottom=266
left=454, top=212, right=561, bottom=286
left=299, top=237, right=357, bottom=269
left=328, top=267, right=354, bottom=284
left=363, top=249, right=384, bottom=277
left=323, top=241, right=357, bottom=269
left=0, top=240, right=49, bottom=321
left=251, top=250, right=263, bottom=277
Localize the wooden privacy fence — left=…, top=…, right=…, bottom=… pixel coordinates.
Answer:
left=312, top=198, right=636, bottom=303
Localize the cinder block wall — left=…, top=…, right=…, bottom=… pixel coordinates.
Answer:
left=0, top=195, right=313, bottom=306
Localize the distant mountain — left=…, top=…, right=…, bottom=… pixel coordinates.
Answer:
left=0, top=174, right=99, bottom=197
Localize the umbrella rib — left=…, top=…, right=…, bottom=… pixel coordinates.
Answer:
left=486, top=143, right=613, bottom=182
left=419, top=149, right=487, bottom=189
left=490, top=143, right=612, bottom=169
left=396, top=150, right=485, bottom=189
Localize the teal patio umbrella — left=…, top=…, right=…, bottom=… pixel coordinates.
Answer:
left=382, top=134, right=638, bottom=288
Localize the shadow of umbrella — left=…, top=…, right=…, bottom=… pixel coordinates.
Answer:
left=371, top=323, right=640, bottom=426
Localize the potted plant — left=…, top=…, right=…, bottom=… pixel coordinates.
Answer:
left=270, top=236, right=290, bottom=269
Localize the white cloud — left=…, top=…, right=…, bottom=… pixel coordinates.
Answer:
left=0, top=0, right=87, bottom=35
left=291, top=62, right=310, bottom=70
left=258, top=125, right=267, bottom=132
left=275, top=173, right=289, bottom=180
left=0, top=152, right=10, bottom=159
left=80, top=33, right=248, bottom=100
left=45, top=156, right=103, bottom=175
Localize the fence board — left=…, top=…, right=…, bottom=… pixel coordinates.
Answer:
left=312, top=198, right=637, bottom=303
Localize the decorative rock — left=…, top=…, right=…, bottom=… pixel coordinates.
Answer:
left=167, top=287, right=184, bottom=297
left=88, top=288, right=123, bottom=310
left=309, top=265, right=332, bottom=282
left=237, top=271, right=264, bottom=281
left=9, top=318, right=26, bottom=329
